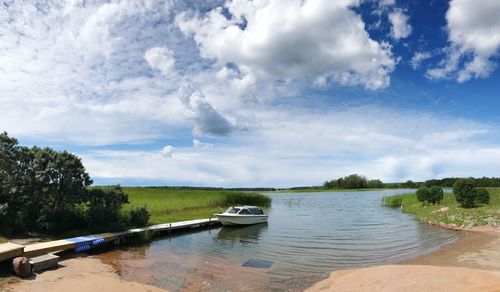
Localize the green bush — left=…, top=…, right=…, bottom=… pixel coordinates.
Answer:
left=429, top=186, right=444, bottom=204
left=475, top=188, right=490, bottom=205
left=86, top=186, right=129, bottom=232
left=416, top=186, right=431, bottom=203
left=453, top=178, right=478, bottom=208
left=129, top=207, right=151, bottom=227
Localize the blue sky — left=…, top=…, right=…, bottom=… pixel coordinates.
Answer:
left=1, top=0, right=500, bottom=187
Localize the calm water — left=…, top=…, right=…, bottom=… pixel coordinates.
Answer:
left=99, top=190, right=460, bottom=291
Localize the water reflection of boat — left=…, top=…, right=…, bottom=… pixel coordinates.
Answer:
left=217, top=222, right=268, bottom=242
left=215, top=206, right=268, bottom=226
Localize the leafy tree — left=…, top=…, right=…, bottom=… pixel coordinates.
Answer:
left=416, top=186, right=431, bottom=204
left=367, top=179, right=384, bottom=188
left=475, top=188, right=490, bottom=205
left=128, top=207, right=151, bottom=228
left=86, top=186, right=129, bottom=232
left=453, top=178, right=478, bottom=208
left=429, top=186, right=444, bottom=204
left=402, top=180, right=417, bottom=188
left=0, top=132, right=143, bottom=234
left=342, top=174, right=368, bottom=189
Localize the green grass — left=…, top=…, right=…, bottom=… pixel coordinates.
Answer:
left=382, top=187, right=500, bottom=227
left=122, top=187, right=271, bottom=225
left=0, top=236, right=7, bottom=243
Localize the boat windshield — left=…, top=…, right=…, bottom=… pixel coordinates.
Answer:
left=227, top=207, right=240, bottom=214
left=238, top=209, right=251, bottom=215
left=249, top=208, right=264, bottom=215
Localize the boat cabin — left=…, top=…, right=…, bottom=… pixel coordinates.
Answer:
left=224, top=206, right=265, bottom=215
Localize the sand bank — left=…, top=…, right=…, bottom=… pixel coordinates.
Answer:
left=306, top=265, right=500, bottom=292
left=308, top=230, right=500, bottom=292
left=5, top=255, right=167, bottom=292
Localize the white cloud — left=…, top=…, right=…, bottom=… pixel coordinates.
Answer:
left=145, top=47, right=176, bottom=75
left=388, top=9, right=412, bottom=40
left=161, top=145, right=175, bottom=157
left=176, top=0, right=396, bottom=90
left=80, top=105, right=498, bottom=187
left=0, top=0, right=193, bottom=145
left=379, top=0, right=395, bottom=7
left=180, top=90, right=237, bottom=136
left=427, top=0, right=500, bottom=82
left=193, top=139, right=213, bottom=149
left=410, top=51, right=432, bottom=69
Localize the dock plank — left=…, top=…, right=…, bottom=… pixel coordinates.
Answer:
left=1, top=218, right=220, bottom=261
left=0, top=243, right=24, bottom=261
left=23, top=240, right=75, bottom=258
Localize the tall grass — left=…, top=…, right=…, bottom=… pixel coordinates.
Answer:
left=382, top=187, right=500, bottom=227
left=123, top=187, right=271, bottom=224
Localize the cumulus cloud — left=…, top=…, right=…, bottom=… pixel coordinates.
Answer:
left=379, top=0, right=395, bottom=7
left=176, top=0, right=396, bottom=90
left=410, top=51, right=432, bottom=69
left=145, top=47, right=176, bottom=75
left=181, top=91, right=235, bottom=136
left=388, top=9, right=412, bottom=39
left=79, top=105, right=498, bottom=187
left=193, top=139, right=213, bottom=149
left=161, top=145, right=175, bottom=157
left=427, top=0, right=500, bottom=82
left=0, top=0, right=189, bottom=145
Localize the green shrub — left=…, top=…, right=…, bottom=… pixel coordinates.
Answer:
left=86, top=186, right=129, bottom=232
left=475, top=188, right=490, bottom=205
left=429, top=186, right=444, bottom=204
left=453, top=178, right=478, bottom=208
left=129, top=207, right=151, bottom=227
left=416, top=186, right=431, bottom=203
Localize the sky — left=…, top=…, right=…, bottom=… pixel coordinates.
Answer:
left=1, top=0, right=500, bottom=187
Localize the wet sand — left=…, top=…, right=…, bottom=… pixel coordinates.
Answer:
left=405, top=230, right=500, bottom=270
left=5, top=255, right=167, bottom=292
left=307, top=230, right=500, bottom=292
left=305, top=265, right=500, bottom=292
left=93, top=247, right=271, bottom=291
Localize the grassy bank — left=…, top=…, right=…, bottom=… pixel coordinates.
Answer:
left=123, top=187, right=271, bottom=225
left=0, top=236, right=7, bottom=243
left=382, top=188, right=500, bottom=227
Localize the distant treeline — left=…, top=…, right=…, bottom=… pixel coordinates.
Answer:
left=323, top=175, right=500, bottom=189
left=323, top=174, right=384, bottom=189
left=402, top=177, right=500, bottom=188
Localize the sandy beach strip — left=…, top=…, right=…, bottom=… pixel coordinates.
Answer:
left=307, top=230, right=500, bottom=292
left=4, top=255, right=167, bottom=292
left=305, top=264, right=500, bottom=292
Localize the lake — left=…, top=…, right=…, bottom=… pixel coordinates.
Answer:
left=97, top=190, right=460, bottom=291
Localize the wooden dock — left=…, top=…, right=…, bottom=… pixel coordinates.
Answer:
left=1, top=218, right=220, bottom=261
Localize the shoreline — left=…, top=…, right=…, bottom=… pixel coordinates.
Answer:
left=307, top=227, right=500, bottom=291
left=4, top=254, right=168, bottom=292
left=5, top=224, right=499, bottom=292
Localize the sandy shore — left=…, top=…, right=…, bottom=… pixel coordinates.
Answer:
left=5, top=255, right=167, bottom=292
left=307, top=230, right=500, bottom=292
left=5, top=228, right=500, bottom=292
left=305, top=264, right=500, bottom=292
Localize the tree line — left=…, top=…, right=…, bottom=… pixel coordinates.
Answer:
left=323, top=174, right=384, bottom=189
left=324, top=175, right=500, bottom=190
left=0, top=132, right=149, bottom=235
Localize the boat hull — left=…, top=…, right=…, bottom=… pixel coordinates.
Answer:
left=215, top=214, right=268, bottom=226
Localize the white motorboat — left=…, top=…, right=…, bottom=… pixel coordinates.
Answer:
left=215, top=206, right=268, bottom=226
